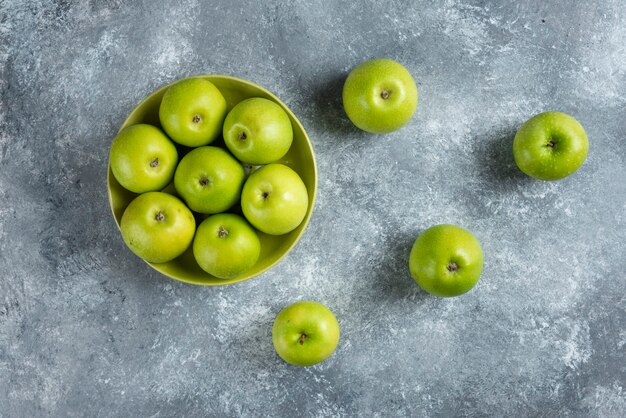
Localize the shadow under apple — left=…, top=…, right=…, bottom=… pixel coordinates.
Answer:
left=368, top=228, right=432, bottom=303
left=226, top=304, right=281, bottom=371
left=475, top=127, right=532, bottom=184
left=311, top=74, right=361, bottom=138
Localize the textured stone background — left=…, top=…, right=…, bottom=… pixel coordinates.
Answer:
left=1, top=0, right=625, bottom=416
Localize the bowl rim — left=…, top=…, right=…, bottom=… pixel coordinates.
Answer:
left=106, top=74, right=318, bottom=286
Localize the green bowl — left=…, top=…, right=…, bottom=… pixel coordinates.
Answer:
left=107, top=75, right=317, bottom=286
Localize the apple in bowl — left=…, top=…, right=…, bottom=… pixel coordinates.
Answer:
left=159, top=78, right=227, bottom=147
left=193, top=213, right=261, bottom=279
left=241, top=163, right=309, bottom=236
left=174, top=146, right=245, bottom=214
left=223, top=97, right=293, bottom=165
left=120, top=192, right=196, bottom=264
left=109, top=124, right=178, bottom=194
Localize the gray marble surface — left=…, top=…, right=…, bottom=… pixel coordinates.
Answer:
left=1, top=0, right=625, bottom=416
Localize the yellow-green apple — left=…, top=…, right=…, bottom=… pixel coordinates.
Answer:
left=120, top=192, right=195, bottom=263
left=272, top=301, right=340, bottom=366
left=409, top=224, right=483, bottom=297
left=240, top=164, right=308, bottom=235
left=513, top=112, right=589, bottom=180
left=192, top=213, right=260, bottom=279
left=159, top=78, right=227, bottom=147
left=223, top=98, right=293, bottom=164
left=174, top=146, right=245, bottom=214
left=109, top=124, right=178, bottom=193
left=342, top=58, right=418, bottom=133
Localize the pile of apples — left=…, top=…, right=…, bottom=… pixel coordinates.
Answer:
left=110, top=78, right=309, bottom=279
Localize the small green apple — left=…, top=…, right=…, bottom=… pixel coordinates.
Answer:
left=240, top=163, right=308, bottom=235
left=223, top=97, right=293, bottom=165
left=513, top=112, right=589, bottom=180
left=159, top=78, right=227, bottom=147
left=409, top=224, right=484, bottom=297
left=342, top=58, right=418, bottom=133
left=272, top=301, right=340, bottom=366
left=192, top=213, right=261, bottom=279
left=120, top=192, right=196, bottom=263
left=174, top=146, right=245, bottom=214
left=109, top=124, right=178, bottom=193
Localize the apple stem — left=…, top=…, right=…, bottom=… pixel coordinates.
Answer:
left=238, top=131, right=247, bottom=141
left=150, top=157, right=159, bottom=168
left=299, top=333, right=307, bottom=345
left=192, top=114, right=202, bottom=124
left=547, top=140, right=556, bottom=148
left=380, top=89, right=391, bottom=100
left=218, top=225, right=228, bottom=238
left=447, top=262, right=459, bottom=272
left=155, top=211, right=165, bottom=222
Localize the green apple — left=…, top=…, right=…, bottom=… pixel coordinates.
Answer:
left=409, top=224, right=483, bottom=297
left=109, top=124, right=178, bottom=193
left=223, top=97, right=293, bottom=164
left=174, top=146, right=245, bottom=214
left=342, top=58, right=418, bottom=133
left=272, top=301, right=340, bottom=366
left=192, top=213, right=261, bottom=279
left=513, top=112, right=589, bottom=180
left=120, top=192, right=196, bottom=263
left=240, top=164, right=308, bottom=235
left=159, top=78, right=227, bottom=147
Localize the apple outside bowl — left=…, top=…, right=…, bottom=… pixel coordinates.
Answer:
left=107, top=75, right=317, bottom=286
